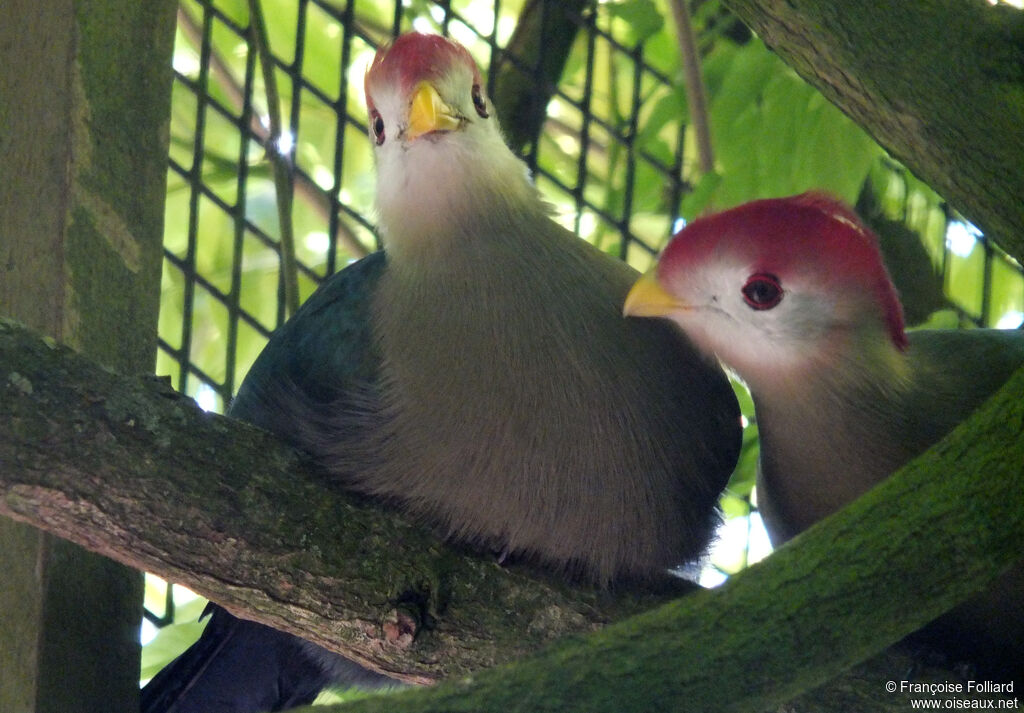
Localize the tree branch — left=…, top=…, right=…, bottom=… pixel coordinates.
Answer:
left=668, top=0, right=714, bottom=176
left=0, top=319, right=685, bottom=685
left=247, top=0, right=300, bottom=317
left=491, top=0, right=589, bottom=156
left=2, top=318, right=1022, bottom=710
left=300, top=362, right=1024, bottom=712
left=721, top=0, right=1024, bottom=263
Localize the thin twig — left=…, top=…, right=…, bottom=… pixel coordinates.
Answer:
left=176, top=7, right=371, bottom=260
left=668, top=0, right=714, bottom=176
left=247, top=0, right=299, bottom=317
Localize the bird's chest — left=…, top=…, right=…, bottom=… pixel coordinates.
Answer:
left=370, top=261, right=619, bottom=490
left=380, top=281, right=566, bottom=418
left=348, top=246, right=734, bottom=580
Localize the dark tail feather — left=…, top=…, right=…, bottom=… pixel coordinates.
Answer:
left=141, top=604, right=395, bottom=713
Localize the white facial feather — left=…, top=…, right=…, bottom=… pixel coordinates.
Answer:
left=660, top=258, right=880, bottom=391
left=368, top=65, right=535, bottom=255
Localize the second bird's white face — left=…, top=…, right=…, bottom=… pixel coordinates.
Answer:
left=628, top=194, right=910, bottom=394
left=657, top=254, right=874, bottom=390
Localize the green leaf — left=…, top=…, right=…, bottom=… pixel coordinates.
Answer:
left=603, top=0, right=665, bottom=45
left=140, top=598, right=210, bottom=681
left=636, top=87, right=688, bottom=153
left=720, top=493, right=752, bottom=520
left=705, top=40, right=776, bottom=132
left=707, top=38, right=882, bottom=209
left=678, top=170, right=722, bottom=220
left=727, top=430, right=760, bottom=498
left=912, top=309, right=962, bottom=331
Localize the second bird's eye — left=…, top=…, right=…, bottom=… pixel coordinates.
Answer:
left=370, top=110, right=385, bottom=145
left=742, top=273, right=783, bottom=310
left=471, top=84, right=489, bottom=118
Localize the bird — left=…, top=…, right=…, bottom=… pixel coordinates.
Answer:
left=142, top=32, right=741, bottom=712
left=623, top=191, right=1024, bottom=679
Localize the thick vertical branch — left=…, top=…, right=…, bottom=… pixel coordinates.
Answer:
left=722, top=0, right=1024, bottom=262
left=0, top=0, right=177, bottom=708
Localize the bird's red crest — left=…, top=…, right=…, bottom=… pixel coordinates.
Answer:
left=364, top=32, right=482, bottom=109
left=660, top=193, right=909, bottom=350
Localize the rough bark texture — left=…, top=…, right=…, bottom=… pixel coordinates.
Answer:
left=780, top=649, right=1018, bottom=713
left=0, top=0, right=176, bottom=710
left=297, top=361, right=1024, bottom=712
left=722, top=0, right=1024, bottom=263
left=2, top=319, right=1023, bottom=709
left=0, top=320, right=690, bottom=686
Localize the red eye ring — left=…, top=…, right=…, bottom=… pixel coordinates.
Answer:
left=742, top=273, right=783, bottom=310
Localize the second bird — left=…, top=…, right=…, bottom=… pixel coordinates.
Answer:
left=625, top=192, right=1024, bottom=680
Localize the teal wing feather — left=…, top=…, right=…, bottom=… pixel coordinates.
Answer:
left=228, top=251, right=387, bottom=452
left=903, top=328, right=1024, bottom=447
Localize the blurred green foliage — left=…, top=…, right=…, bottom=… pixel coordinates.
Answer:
left=141, top=577, right=209, bottom=682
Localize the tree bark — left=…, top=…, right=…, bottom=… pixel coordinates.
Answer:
left=0, top=0, right=176, bottom=709
left=2, top=319, right=1022, bottom=709
left=0, top=320, right=689, bottom=686
left=722, top=0, right=1024, bottom=263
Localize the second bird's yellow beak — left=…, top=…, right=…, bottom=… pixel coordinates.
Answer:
left=406, top=82, right=463, bottom=141
left=623, top=270, right=688, bottom=317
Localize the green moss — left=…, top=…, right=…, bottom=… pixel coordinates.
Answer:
left=64, top=0, right=177, bottom=373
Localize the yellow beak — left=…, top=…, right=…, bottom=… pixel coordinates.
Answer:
left=406, top=82, right=463, bottom=141
left=623, top=270, right=688, bottom=317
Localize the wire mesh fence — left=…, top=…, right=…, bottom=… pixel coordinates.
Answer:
left=159, top=0, right=704, bottom=412
left=148, top=0, right=1024, bottom=631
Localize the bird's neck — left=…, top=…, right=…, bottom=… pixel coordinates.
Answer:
left=751, top=329, right=913, bottom=542
left=743, top=320, right=909, bottom=400
left=375, top=135, right=543, bottom=267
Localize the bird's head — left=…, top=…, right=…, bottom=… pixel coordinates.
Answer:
left=364, top=33, right=534, bottom=251
left=624, top=193, right=908, bottom=389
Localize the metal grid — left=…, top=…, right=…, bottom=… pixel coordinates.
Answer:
left=151, top=0, right=1024, bottom=625
left=869, top=160, right=1024, bottom=330
left=158, top=0, right=709, bottom=414
left=945, top=218, right=1024, bottom=329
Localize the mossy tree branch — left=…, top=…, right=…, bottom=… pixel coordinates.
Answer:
left=2, top=317, right=1022, bottom=710
left=0, top=319, right=686, bottom=686
left=721, top=0, right=1024, bottom=262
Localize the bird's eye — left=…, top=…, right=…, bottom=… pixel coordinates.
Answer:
left=370, top=110, right=385, bottom=145
left=471, top=84, right=489, bottom=119
left=742, top=273, right=783, bottom=310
